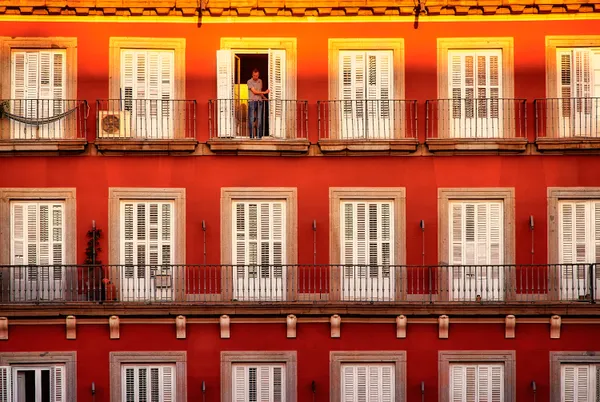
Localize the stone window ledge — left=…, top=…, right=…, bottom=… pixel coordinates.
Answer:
left=0, top=139, right=87, bottom=154
left=95, top=138, right=197, bottom=154
left=207, top=138, right=310, bottom=154
left=425, top=138, right=527, bottom=153
left=536, top=137, right=600, bottom=153
left=318, top=138, right=418, bottom=154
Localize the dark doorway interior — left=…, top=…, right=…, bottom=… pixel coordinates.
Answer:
left=235, top=53, right=270, bottom=136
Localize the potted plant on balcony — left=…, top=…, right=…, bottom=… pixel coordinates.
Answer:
left=84, top=225, right=111, bottom=302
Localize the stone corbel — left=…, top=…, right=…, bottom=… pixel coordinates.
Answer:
left=330, top=314, right=341, bottom=338
left=505, top=315, right=516, bottom=339
left=550, top=315, right=561, bottom=339
left=286, top=314, right=297, bottom=338
left=176, top=315, right=186, bottom=339
left=66, top=315, right=76, bottom=340
left=109, top=315, right=120, bottom=339
left=439, top=315, right=449, bottom=339
left=396, top=315, right=407, bottom=338
left=220, top=315, right=230, bottom=339
left=0, top=317, right=7, bottom=340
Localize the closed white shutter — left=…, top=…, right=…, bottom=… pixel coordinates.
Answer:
left=216, top=49, right=235, bottom=137
left=450, top=364, right=503, bottom=402
left=448, top=50, right=502, bottom=138
left=121, top=50, right=174, bottom=138
left=562, top=364, right=599, bottom=402
left=339, top=51, right=366, bottom=138
left=0, top=367, right=10, bottom=402
left=52, top=365, right=65, bottom=402
left=268, top=49, right=287, bottom=138
left=449, top=201, right=503, bottom=300
left=232, top=364, right=285, bottom=402
left=233, top=201, right=285, bottom=299
left=122, top=365, right=176, bottom=402
left=366, top=51, right=393, bottom=138
left=341, top=364, right=394, bottom=402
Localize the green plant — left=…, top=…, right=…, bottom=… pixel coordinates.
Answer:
left=84, top=228, right=102, bottom=265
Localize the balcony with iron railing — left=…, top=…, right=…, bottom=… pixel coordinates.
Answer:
left=534, top=97, right=600, bottom=151
left=1, top=264, right=597, bottom=315
left=317, top=99, right=418, bottom=153
left=0, top=99, right=88, bottom=152
left=208, top=99, right=309, bottom=153
left=425, top=98, right=528, bottom=153
left=95, top=99, right=197, bottom=153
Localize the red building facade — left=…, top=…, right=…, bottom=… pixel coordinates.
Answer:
left=0, top=2, right=600, bottom=401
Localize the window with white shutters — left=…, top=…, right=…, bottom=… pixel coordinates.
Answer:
left=341, top=363, right=394, bottom=402
left=449, top=201, right=504, bottom=301
left=558, top=200, right=600, bottom=299
left=232, top=364, right=285, bottom=402
left=10, top=201, right=65, bottom=301
left=340, top=201, right=394, bottom=300
left=448, top=49, right=502, bottom=138
left=557, top=48, right=600, bottom=137
left=121, top=49, right=174, bottom=138
left=561, top=364, right=600, bottom=402
left=0, top=365, right=65, bottom=402
left=10, top=50, right=66, bottom=139
left=339, top=50, right=393, bottom=139
left=122, top=365, right=175, bottom=402
left=232, top=201, right=286, bottom=300
left=450, top=364, right=503, bottom=402
left=120, top=201, right=174, bottom=301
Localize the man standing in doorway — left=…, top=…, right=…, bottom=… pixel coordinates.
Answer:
left=247, top=68, right=270, bottom=138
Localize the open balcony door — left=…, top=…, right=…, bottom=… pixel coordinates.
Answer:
left=448, top=50, right=503, bottom=139
left=11, top=50, right=66, bottom=139
left=557, top=49, right=600, bottom=138
left=449, top=202, right=504, bottom=302
left=268, top=49, right=287, bottom=138
left=339, top=51, right=393, bottom=140
left=121, top=50, right=174, bottom=139
left=340, top=201, right=394, bottom=302
left=120, top=202, right=174, bottom=302
left=11, top=202, right=65, bottom=302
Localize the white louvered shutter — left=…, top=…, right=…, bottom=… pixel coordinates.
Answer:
left=341, top=364, right=394, bottom=402
left=10, top=50, right=65, bottom=139
left=216, top=49, right=234, bottom=137
left=0, top=367, right=10, bottom=402
left=123, top=365, right=175, bottom=402
left=562, top=364, right=596, bottom=402
left=450, top=364, right=503, bottom=402
left=52, top=365, right=65, bottom=402
left=448, top=50, right=502, bottom=138
left=366, top=51, right=393, bottom=139
left=233, top=201, right=286, bottom=300
left=268, top=49, right=287, bottom=138
left=232, top=364, right=285, bottom=402
left=121, top=202, right=173, bottom=300
left=121, top=50, right=174, bottom=138
left=449, top=202, right=503, bottom=300
left=339, top=51, right=366, bottom=138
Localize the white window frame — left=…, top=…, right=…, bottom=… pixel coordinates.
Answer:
left=330, top=351, right=406, bottom=402
left=221, top=351, right=297, bottom=402
left=110, top=352, right=186, bottom=402
left=120, top=364, right=176, bottom=402
left=231, top=363, right=286, bottom=402
left=550, top=352, right=600, bottom=402
left=449, top=363, right=504, bottom=402
left=0, top=351, right=76, bottom=402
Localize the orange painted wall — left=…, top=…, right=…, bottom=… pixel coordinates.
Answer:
left=3, top=322, right=600, bottom=401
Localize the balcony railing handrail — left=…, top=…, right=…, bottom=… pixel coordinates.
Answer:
left=534, top=97, right=600, bottom=139
left=1, top=263, right=596, bottom=304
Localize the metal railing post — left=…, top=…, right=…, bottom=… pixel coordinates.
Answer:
left=590, top=263, right=596, bottom=304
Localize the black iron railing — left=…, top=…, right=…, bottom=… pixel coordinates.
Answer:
left=0, top=99, right=88, bottom=140
left=0, top=264, right=597, bottom=304
left=317, top=99, right=417, bottom=140
left=535, top=97, right=600, bottom=139
left=96, top=99, right=196, bottom=140
left=208, top=99, right=308, bottom=140
left=426, top=98, right=527, bottom=139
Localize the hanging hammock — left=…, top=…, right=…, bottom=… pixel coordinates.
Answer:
left=0, top=101, right=81, bottom=126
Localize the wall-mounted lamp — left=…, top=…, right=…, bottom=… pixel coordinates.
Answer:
left=202, top=220, right=207, bottom=265
left=420, top=220, right=426, bottom=266
left=312, top=220, right=317, bottom=266
left=311, top=380, right=316, bottom=402
left=202, top=380, right=206, bottom=402
left=529, top=216, right=534, bottom=231
left=529, top=215, right=535, bottom=264
left=531, top=381, right=537, bottom=402
left=202, top=220, right=206, bottom=231
left=420, top=220, right=425, bottom=231
left=91, top=382, right=95, bottom=395
left=420, top=381, right=425, bottom=402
